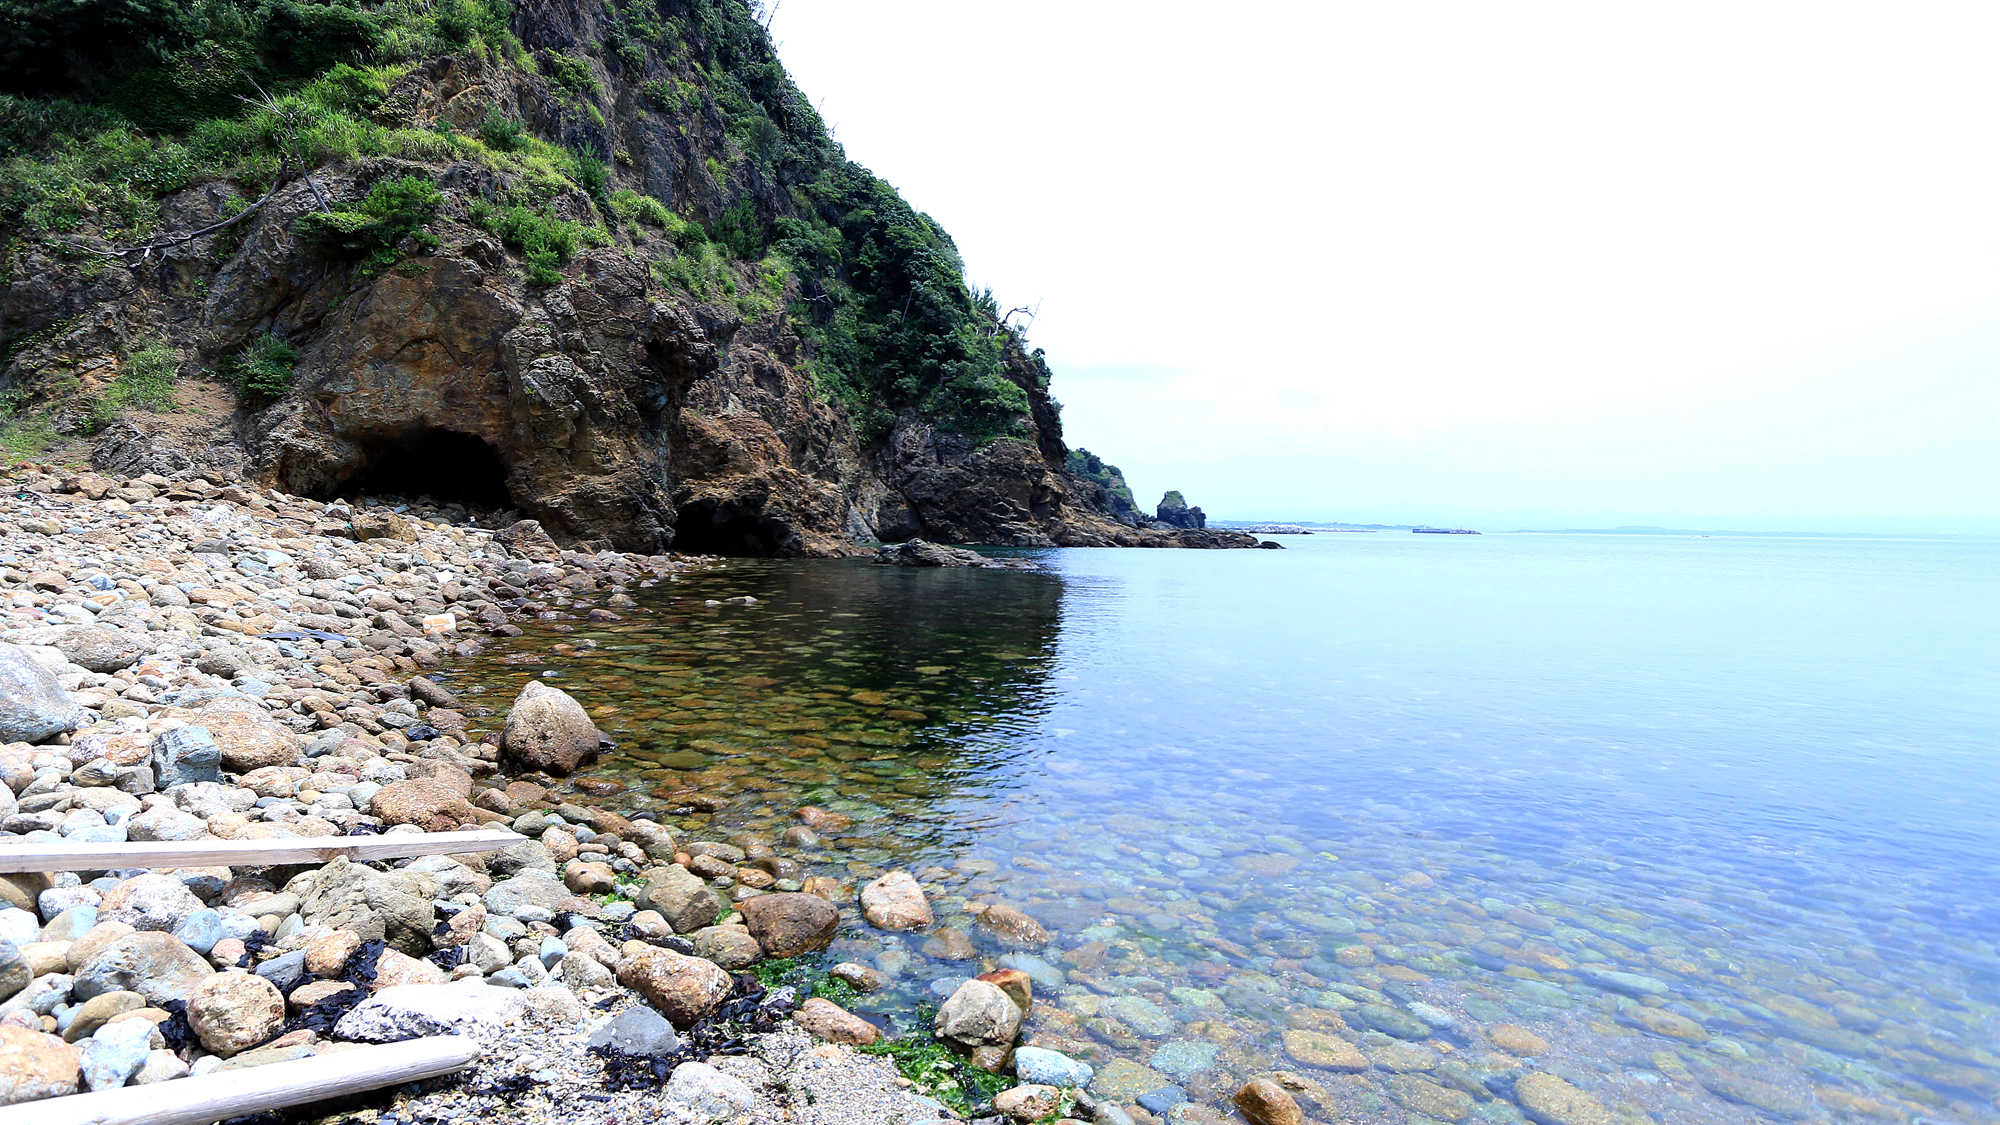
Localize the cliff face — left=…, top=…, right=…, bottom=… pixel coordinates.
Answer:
left=0, top=0, right=1239, bottom=554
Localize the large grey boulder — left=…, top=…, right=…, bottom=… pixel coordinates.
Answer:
left=874, top=538, right=989, bottom=567
left=290, top=858, right=438, bottom=956
left=0, top=642, right=83, bottom=743
left=498, top=682, right=600, bottom=776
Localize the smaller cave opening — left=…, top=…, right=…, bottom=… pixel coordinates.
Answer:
left=673, top=499, right=794, bottom=557
left=340, top=430, right=514, bottom=509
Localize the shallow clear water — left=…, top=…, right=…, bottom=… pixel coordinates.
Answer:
left=450, top=533, right=2000, bottom=1125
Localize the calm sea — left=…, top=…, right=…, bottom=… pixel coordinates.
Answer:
left=456, top=531, right=2000, bottom=1124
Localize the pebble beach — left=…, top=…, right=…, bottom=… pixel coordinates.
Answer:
left=0, top=463, right=1135, bottom=1125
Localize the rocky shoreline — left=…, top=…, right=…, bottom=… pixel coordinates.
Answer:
left=0, top=463, right=1323, bottom=1125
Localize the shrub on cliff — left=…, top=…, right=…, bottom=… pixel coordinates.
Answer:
left=294, top=174, right=443, bottom=270
left=471, top=200, right=580, bottom=286
left=224, top=334, right=299, bottom=408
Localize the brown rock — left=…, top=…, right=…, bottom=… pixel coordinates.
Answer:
left=634, top=865, right=720, bottom=934
left=371, top=778, right=477, bottom=832
left=993, top=1083, right=1060, bottom=1121
left=859, top=871, right=933, bottom=931
left=614, top=947, right=731, bottom=1027
left=498, top=682, right=600, bottom=775
left=691, top=926, right=763, bottom=970
left=587, top=807, right=637, bottom=838
left=0, top=874, right=50, bottom=915
left=168, top=699, right=301, bottom=773
left=792, top=997, right=881, bottom=1046
left=1514, top=1073, right=1612, bottom=1125
left=1282, top=1029, right=1368, bottom=1072
left=504, top=781, right=548, bottom=808
left=1235, top=1078, right=1305, bottom=1125
left=738, top=893, right=839, bottom=958
left=830, top=962, right=888, bottom=993
left=921, top=928, right=977, bottom=961
left=438, top=904, right=486, bottom=949
left=61, top=990, right=144, bottom=1043
left=1490, top=1025, right=1549, bottom=1056
left=0, top=1025, right=79, bottom=1104
left=185, top=973, right=285, bottom=1057
left=304, top=930, right=362, bottom=977
left=287, top=980, right=358, bottom=1013
left=977, top=904, right=1050, bottom=947
left=793, top=806, right=852, bottom=832
left=976, top=968, right=1033, bottom=1014
left=370, top=949, right=446, bottom=991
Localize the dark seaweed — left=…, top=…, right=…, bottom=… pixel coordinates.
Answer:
left=587, top=976, right=793, bottom=1090
left=286, top=939, right=390, bottom=1036
left=234, top=929, right=274, bottom=968
left=154, top=998, right=199, bottom=1051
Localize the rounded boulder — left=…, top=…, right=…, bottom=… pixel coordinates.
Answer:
left=613, top=947, right=731, bottom=1027
left=499, top=682, right=600, bottom=776
left=738, top=893, right=838, bottom=958
left=186, top=972, right=284, bottom=1057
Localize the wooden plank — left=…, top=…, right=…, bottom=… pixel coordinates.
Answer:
left=0, top=1034, right=482, bottom=1125
left=0, top=829, right=527, bottom=873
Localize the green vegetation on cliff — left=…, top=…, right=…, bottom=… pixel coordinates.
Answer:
left=0, top=0, right=1041, bottom=445
left=1067, top=448, right=1135, bottom=506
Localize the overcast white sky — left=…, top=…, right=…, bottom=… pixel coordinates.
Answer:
left=769, top=1, right=2000, bottom=531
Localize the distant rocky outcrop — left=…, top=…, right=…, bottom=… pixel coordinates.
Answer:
left=1155, top=491, right=1207, bottom=530
left=874, top=539, right=1033, bottom=569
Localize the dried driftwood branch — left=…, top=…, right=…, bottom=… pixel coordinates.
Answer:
left=0, top=828, right=527, bottom=873
left=0, top=1035, right=482, bottom=1125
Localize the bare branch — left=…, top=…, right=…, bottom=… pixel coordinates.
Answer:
left=50, top=172, right=289, bottom=266
left=238, top=82, right=331, bottom=214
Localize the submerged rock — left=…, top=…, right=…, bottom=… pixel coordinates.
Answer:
left=859, top=871, right=933, bottom=931
left=1514, top=1072, right=1612, bottom=1125
left=1235, top=1078, right=1303, bottom=1125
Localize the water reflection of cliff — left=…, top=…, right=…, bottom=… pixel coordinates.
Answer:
left=450, top=558, right=1065, bottom=852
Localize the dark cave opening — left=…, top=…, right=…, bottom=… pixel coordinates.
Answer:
left=672, top=498, right=793, bottom=557
left=339, top=430, right=514, bottom=509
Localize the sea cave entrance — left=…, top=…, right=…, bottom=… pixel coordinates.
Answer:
left=334, top=429, right=514, bottom=509
left=671, top=498, right=795, bottom=556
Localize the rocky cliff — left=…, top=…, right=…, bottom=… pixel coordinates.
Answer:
left=0, top=0, right=1252, bottom=555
